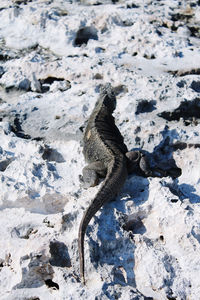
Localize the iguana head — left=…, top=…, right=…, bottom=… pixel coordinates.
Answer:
left=100, top=83, right=116, bottom=113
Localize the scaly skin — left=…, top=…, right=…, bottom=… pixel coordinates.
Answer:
left=78, top=84, right=150, bottom=284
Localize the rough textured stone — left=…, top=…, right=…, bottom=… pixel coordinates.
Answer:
left=0, top=0, right=200, bottom=299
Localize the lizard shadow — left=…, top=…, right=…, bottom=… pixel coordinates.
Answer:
left=179, top=183, right=200, bottom=204
left=165, top=180, right=200, bottom=204
left=133, top=128, right=182, bottom=180
left=146, top=127, right=200, bottom=204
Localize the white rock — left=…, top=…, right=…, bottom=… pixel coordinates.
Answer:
left=0, top=0, right=200, bottom=299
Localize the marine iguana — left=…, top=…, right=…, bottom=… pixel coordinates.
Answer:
left=78, top=84, right=152, bottom=285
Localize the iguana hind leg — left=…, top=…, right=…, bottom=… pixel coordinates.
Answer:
left=80, top=161, right=107, bottom=188
left=126, top=151, right=152, bottom=176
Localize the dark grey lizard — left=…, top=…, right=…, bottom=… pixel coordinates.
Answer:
left=78, top=84, right=152, bottom=284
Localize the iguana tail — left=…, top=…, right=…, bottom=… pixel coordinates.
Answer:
left=78, top=155, right=127, bottom=284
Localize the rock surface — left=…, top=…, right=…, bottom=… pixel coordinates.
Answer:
left=0, top=0, right=200, bottom=299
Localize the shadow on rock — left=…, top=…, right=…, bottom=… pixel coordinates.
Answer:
left=139, top=127, right=182, bottom=179
left=121, top=213, right=146, bottom=235
left=158, top=98, right=200, bottom=126
left=74, top=26, right=98, bottom=47
left=135, top=99, right=157, bottom=115
left=178, top=183, right=200, bottom=204
left=49, top=240, right=71, bottom=268
left=41, top=145, right=65, bottom=163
